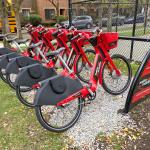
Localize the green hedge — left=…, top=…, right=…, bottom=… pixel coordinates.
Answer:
left=29, top=14, right=42, bottom=26
left=21, top=14, right=42, bottom=26
left=53, top=15, right=68, bottom=23
left=41, top=22, right=56, bottom=27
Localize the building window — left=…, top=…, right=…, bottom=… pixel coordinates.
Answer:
left=60, top=9, right=65, bottom=16
left=72, top=9, right=76, bottom=17
left=45, top=9, right=55, bottom=20
left=79, top=9, right=86, bottom=16
left=22, top=9, right=30, bottom=17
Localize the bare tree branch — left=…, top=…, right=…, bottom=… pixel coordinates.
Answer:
left=48, top=0, right=57, bottom=8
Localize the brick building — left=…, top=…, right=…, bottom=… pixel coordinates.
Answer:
left=21, top=0, right=68, bottom=22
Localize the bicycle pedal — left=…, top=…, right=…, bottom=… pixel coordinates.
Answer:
left=83, top=101, right=91, bottom=106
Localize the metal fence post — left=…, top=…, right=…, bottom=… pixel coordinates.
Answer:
left=144, top=2, right=149, bottom=34
left=130, top=0, right=139, bottom=61
left=68, top=0, right=72, bottom=27
left=116, top=0, right=119, bottom=32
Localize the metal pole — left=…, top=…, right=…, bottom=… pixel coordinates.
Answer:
left=68, top=0, right=72, bottom=27
left=130, top=0, right=138, bottom=61
left=116, top=0, right=119, bottom=32
left=144, top=2, right=149, bottom=34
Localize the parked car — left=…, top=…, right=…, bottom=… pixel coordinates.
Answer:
left=60, top=16, right=93, bottom=29
left=125, top=14, right=145, bottom=24
left=124, top=17, right=134, bottom=24
left=102, top=13, right=125, bottom=26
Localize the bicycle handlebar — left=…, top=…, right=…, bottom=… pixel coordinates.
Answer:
left=70, top=33, right=82, bottom=41
left=92, top=27, right=102, bottom=34
left=69, top=26, right=77, bottom=31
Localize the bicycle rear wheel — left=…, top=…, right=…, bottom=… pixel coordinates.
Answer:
left=0, top=68, right=8, bottom=83
left=6, top=73, right=17, bottom=89
left=16, top=85, right=36, bottom=107
left=102, top=54, right=132, bottom=95
left=35, top=97, right=83, bottom=132
left=76, top=49, right=95, bottom=83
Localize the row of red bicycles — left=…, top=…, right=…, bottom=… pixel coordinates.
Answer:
left=0, top=24, right=132, bottom=132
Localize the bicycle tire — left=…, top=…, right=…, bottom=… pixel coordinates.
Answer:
left=0, top=68, right=8, bottom=83
left=102, top=54, right=132, bottom=95
left=35, top=97, right=83, bottom=132
left=16, top=85, right=35, bottom=108
left=75, top=49, right=95, bottom=83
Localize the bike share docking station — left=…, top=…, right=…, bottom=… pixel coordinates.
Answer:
left=119, top=49, right=150, bottom=113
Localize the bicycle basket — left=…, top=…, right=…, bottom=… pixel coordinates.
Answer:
left=101, top=32, right=118, bottom=50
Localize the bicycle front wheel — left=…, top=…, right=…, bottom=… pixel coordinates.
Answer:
left=35, top=98, right=83, bottom=132
left=76, top=49, right=95, bottom=83
left=102, top=54, right=132, bottom=95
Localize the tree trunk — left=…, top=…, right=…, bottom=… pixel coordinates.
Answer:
left=15, top=9, right=22, bottom=39
left=13, top=0, right=23, bottom=39
left=98, top=0, right=103, bottom=28
left=1, top=0, right=10, bottom=47
left=107, top=1, right=113, bottom=32
left=56, top=0, right=59, bottom=23
left=143, top=0, right=149, bottom=34
left=1, top=0, right=10, bottom=34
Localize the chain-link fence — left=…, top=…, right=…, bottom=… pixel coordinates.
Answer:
left=111, top=38, right=150, bottom=62
left=72, top=0, right=150, bottom=36
left=71, top=0, right=150, bottom=61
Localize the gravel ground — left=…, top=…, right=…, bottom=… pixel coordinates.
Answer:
left=66, top=86, right=137, bottom=149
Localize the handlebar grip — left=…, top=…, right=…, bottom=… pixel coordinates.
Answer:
left=69, top=26, right=76, bottom=31
left=37, top=24, right=43, bottom=28
left=70, top=34, right=81, bottom=41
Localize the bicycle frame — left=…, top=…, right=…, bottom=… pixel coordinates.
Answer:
left=55, top=32, right=120, bottom=106
left=63, top=30, right=93, bottom=73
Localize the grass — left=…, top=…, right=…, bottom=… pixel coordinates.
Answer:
left=130, top=61, right=140, bottom=76
left=118, top=27, right=150, bottom=37
left=96, top=128, right=142, bottom=150
left=0, top=80, right=66, bottom=150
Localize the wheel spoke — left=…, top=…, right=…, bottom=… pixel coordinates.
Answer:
left=37, top=98, right=82, bottom=131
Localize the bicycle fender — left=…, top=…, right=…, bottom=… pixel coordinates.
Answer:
left=15, top=64, right=56, bottom=87
left=34, top=75, right=83, bottom=106
left=0, top=48, right=12, bottom=56
left=0, top=53, right=20, bottom=69
left=5, top=56, right=38, bottom=74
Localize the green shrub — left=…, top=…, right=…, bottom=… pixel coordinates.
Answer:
left=53, top=15, right=68, bottom=23
left=21, top=16, right=30, bottom=27
left=42, top=22, right=56, bottom=27
left=29, top=14, right=42, bottom=26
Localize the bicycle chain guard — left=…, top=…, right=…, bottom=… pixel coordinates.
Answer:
left=0, top=48, right=12, bottom=56
left=0, top=53, right=20, bottom=69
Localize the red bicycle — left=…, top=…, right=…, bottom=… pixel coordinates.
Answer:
left=0, top=25, right=45, bottom=83
left=14, top=27, right=95, bottom=107
left=3, top=26, right=58, bottom=88
left=33, top=28, right=132, bottom=132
